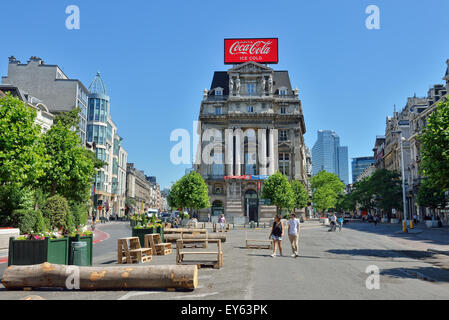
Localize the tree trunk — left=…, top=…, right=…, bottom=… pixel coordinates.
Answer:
left=1, top=263, right=198, bottom=290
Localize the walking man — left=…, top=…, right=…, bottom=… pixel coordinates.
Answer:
left=288, top=213, right=301, bottom=257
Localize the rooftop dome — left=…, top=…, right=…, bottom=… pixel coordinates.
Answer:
left=88, top=72, right=107, bottom=95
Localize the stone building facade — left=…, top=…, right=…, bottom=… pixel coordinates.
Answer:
left=194, top=61, right=308, bottom=222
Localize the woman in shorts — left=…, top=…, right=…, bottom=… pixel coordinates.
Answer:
left=269, top=215, right=284, bottom=257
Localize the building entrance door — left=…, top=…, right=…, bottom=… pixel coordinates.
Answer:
left=244, top=190, right=258, bottom=222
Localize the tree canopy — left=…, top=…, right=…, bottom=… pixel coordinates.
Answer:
left=169, top=171, right=210, bottom=212
left=291, top=180, right=309, bottom=210
left=0, top=94, right=46, bottom=188
left=262, top=171, right=294, bottom=214
left=39, top=109, right=102, bottom=204
left=310, top=171, right=345, bottom=213
left=419, top=97, right=449, bottom=190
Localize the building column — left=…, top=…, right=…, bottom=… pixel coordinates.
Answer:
left=268, top=128, right=275, bottom=175
left=225, top=128, right=234, bottom=176
left=235, top=129, right=242, bottom=176
left=258, top=129, right=267, bottom=175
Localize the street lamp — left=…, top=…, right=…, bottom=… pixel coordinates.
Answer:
left=392, top=130, right=408, bottom=232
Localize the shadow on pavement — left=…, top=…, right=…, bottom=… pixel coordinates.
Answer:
left=327, top=249, right=434, bottom=260
left=342, top=223, right=449, bottom=248
left=380, top=266, right=449, bottom=283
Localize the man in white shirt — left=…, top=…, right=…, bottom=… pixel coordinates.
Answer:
left=288, top=213, right=301, bottom=258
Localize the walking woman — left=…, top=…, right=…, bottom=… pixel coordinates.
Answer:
left=269, top=215, right=284, bottom=257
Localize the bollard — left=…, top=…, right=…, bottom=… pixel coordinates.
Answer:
left=410, top=220, right=414, bottom=229
left=402, top=220, right=408, bottom=233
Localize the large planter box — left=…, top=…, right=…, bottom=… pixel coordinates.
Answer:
left=426, top=220, right=439, bottom=228
left=68, top=234, right=93, bottom=266
left=381, top=218, right=389, bottom=223
left=390, top=219, right=400, bottom=224
left=132, top=226, right=164, bottom=247
left=8, top=237, right=69, bottom=266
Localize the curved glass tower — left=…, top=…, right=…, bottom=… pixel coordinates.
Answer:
left=87, top=72, right=110, bottom=192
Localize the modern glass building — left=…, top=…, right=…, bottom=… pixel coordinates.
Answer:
left=351, top=156, right=375, bottom=183
left=87, top=72, right=110, bottom=193
left=312, top=130, right=349, bottom=185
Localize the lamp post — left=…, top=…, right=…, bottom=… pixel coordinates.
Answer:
left=392, top=130, right=408, bottom=232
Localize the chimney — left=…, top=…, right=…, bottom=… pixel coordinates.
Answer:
left=8, top=56, right=19, bottom=64
left=29, top=56, right=44, bottom=65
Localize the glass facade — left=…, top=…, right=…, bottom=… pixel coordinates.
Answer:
left=352, top=157, right=375, bottom=182
left=95, top=171, right=105, bottom=191
left=312, top=130, right=349, bottom=185
left=88, top=98, right=109, bottom=122
left=88, top=124, right=107, bottom=145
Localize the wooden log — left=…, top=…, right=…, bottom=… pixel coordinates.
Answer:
left=164, top=233, right=226, bottom=243
left=1, top=263, right=198, bottom=290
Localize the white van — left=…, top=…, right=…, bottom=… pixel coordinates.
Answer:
left=146, top=208, right=159, bottom=218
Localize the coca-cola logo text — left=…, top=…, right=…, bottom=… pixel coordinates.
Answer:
left=229, top=41, right=272, bottom=55
left=224, top=38, right=278, bottom=64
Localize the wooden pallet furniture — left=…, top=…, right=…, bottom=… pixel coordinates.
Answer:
left=165, top=228, right=208, bottom=248
left=176, top=239, right=223, bottom=269
left=117, top=237, right=152, bottom=264
left=144, top=234, right=172, bottom=256
left=245, top=232, right=273, bottom=250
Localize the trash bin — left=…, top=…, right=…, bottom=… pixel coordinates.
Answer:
left=70, top=241, right=88, bottom=266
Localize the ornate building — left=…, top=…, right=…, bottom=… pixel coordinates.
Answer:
left=195, top=61, right=308, bottom=222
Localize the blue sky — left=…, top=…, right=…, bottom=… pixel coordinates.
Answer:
left=1, top=0, right=449, bottom=187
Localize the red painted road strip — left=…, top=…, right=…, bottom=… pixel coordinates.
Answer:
left=0, top=226, right=111, bottom=264
left=92, top=227, right=110, bottom=244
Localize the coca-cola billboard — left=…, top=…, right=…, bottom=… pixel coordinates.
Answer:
left=224, top=38, right=278, bottom=64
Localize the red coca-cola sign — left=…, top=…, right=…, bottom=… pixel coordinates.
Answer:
left=224, top=38, right=278, bottom=64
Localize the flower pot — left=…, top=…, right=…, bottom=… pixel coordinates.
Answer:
left=132, top=226, right=164, bottom=247
left=68, top=234, right=93, bottom=266
left=8, top=236, right=69, bottom=266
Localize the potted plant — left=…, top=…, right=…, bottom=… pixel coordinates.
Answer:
left=67, top=229, right=93, bottom=266
left=132, top=215, right=164, bottom=246
left=8, top=231, right=68, bottom=266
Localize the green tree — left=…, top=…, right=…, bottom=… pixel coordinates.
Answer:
left=0, top=94, right=46, bottom=188
left=416, top=179, right=447, bottom=214
left=40, top=111, right=100, bottom=204
left=351, top=177, right=376, bottom=211
left=42, top=194, right=70, bottom=232
left=167, top=181, right=182, bottom=210
left=419, top=97, right=449, bottom=190
left=262, top=171, right=294, bottom=215
left=171, top=172, right=210, bottom=214
left=370, top=169, right=403, bottom=216
left=291, top=180, right=309, bottom=211
left=310, top=171, right=345, bottom=214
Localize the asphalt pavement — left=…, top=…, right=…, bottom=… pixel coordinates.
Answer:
left=1, top=221, right=449, bottom=300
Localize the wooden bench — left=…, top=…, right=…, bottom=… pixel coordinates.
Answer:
left=176, top=239, right=222, bottom=269
left=245, top=232, right=273, bottom=250
left=144, top=234, right=172, bottom=256
left=165, top=228, right=208, bottom=248
left=118, top=237, right=152, bottom=264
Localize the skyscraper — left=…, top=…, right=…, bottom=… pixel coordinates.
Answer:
left=351, top=157, right=375, bottom=183
left=312, top=130, right=349, bottom=185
